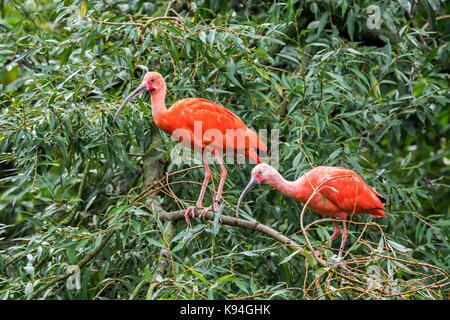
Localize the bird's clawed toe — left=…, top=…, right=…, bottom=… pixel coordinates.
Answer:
left=184, top=206, right=197, bottom=224
left=213, top=200, right=220, bottom=212
left=305, top=249, right=323, bottom=270
left=330, top=255, right=350, bottom=272
left=198, top=206, right=211, bottom=219
left=185, top=205, right=216, bottom=222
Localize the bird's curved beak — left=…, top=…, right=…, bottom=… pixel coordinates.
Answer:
left=236, top=177, right=258, bottom=217
left=113, top=83, right=147, bottom=124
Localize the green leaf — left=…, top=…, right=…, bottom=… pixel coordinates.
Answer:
left=317, top=12, right=328, bottom=36
left=279, top=250, right=300, bottom=264
left=216, top=274, right=237, bottom=283
left=66, top=243, right=76, bottom=264
left=327, top=186, right=339, bottom=193
left=286, top=0, right=293, bottom=27
left=208, top=29, right=216, bottom=50
left=235, top=281, right=249, bottom=294
left=144, top=268, right=152, bottom=282
left=413, top=82, right=426, bottom=97
left=276, top=53, right=300, bottom=65
left=424, top=0, right=437, bottom=30
left=183, top=265, right=208, bottom=285
left=147, top=238, right=164, bottom=248
left=319, top=194, right=327, bottom=204
left=24, top=283, right=34, bottom=298
left=254, top=48, right=274, bottom=64
left=346, top=9, right=355, bottom=41
left=304, top=248, right=316, bottom=268
left=423, top=46, right=439, bottom=65
left=341, top=0, right=348, bottom=17
left=199, top=31, right=207, bottom=44
left=387, top=240, right=411, bottom=253
left=226, top=60, right=244, bottom=89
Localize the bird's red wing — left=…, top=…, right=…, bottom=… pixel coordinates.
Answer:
left=168, top=98, right=267, bottom=153
left=308, top=167, right=386, bottom=217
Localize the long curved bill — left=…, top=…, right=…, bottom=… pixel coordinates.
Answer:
left=113, top=83, right=147, bottom=124
left=236, top=177, right=258, bottom=217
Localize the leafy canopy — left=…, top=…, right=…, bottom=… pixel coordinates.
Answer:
left=0, top=0, right=449, bottom=300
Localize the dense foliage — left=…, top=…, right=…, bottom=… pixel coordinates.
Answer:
left=0, top=0, right=449, bottom=300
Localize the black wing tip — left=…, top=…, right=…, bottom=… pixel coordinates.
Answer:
left=377, top=195, right=387, bottom=204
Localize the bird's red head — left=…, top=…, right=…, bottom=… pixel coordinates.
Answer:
left=143, top=71, right=164, bottom=92
left=113, top=71, right=165, bottom=124
left=236, top=163, right=278, bottom=217
left=251, top=163, right=277, bottom=184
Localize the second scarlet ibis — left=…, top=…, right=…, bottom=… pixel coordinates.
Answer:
left=114, top=71, right=267, bottom=223
left=236, top=163, right=386, bottom=258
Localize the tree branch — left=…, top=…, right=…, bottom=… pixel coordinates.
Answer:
left=64, top=160, right=90, bottom=225
left=28, top=228, right=115, bottom=300
left=145, top=201, right=372, bottom=295
left=151, top=201, right=327, bottom=267
left=146, top=222, right=174, bottom=300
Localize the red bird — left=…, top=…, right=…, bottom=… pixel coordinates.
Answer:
left=114, top=71, right=267, bottom=222
left=236, top=163, right=386, bottom=258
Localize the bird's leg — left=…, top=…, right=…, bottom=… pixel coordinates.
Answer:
left=337, top=220, right=348, bottom=259
left=328, top=221, right=341, bottom=247
left=212, top=152, right=227, bottom=211
left=184, top=151, right=211, bottom=223
left=324, top=220, right=351, bottom=272
left=196, top=154, right=212, bottom=207
left=305, top=249, right=323, bottom=271
left=198, top=152, right=227, bottom=219
left=306, top=221, right=344, bottom=271
left=332, top=220, right=351, bottom=272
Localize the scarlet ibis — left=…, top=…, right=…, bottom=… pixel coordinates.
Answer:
left=236, top=163, right=386, bottom=258
left=114, top=71, right=267, bottom=223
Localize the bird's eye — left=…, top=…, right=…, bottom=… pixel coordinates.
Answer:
left=259, top=171, right=262, bottom=175
left=150, top=79, right=155, bottom=82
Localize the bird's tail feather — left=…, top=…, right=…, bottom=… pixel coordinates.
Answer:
left=246, top=128, right=267, bottom=152
left=246, top=149, right=262, bottom=164
left=369, top=208, right=386, bottom=218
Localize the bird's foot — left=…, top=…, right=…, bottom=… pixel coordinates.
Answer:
left=213, top=200, right=220, bottom=212
left=185, top=205, right=215, bottom=222
left=184, top=206, right=198, bottom=224
left=198, top=200, right=221, bottom=218
left=185, top=201, right=222, bottom=222
left=330, top=254, right=350, bottom=272
left=305, top=250, right=323, bottom=270
left=198, top=206, right=211, bottom=219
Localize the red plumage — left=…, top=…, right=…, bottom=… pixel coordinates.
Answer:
left=237, top=163, right=387, bottom=259
left=293, top=166, right=386, bottom=219
left=114, top=72, right=266, bottom=222
left=158, top=98, right=266, bottom=164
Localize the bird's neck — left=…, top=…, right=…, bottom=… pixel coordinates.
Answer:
left=150, top=86, right=168, bottom=126
left=266, top=171, right=299, bottom=200
left=267, top=171, right=311, bottom=203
